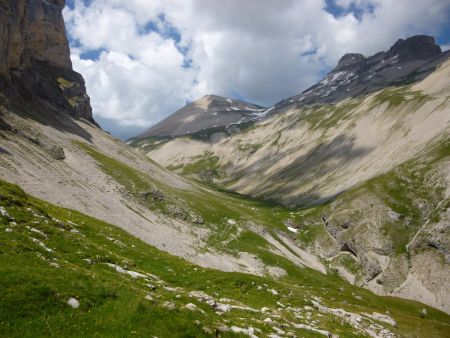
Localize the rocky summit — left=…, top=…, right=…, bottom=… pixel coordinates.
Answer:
left=275, top=35, right=449, bottom=109
left=1, top=1, right=450, bottom=337
left=136, top=94, right=267, bottom=140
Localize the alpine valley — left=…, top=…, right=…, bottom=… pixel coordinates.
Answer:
left=1, top=1, right=450, bottom=337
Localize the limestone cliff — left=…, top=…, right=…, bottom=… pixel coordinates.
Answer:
left=0, top=0, right=95, bottom=124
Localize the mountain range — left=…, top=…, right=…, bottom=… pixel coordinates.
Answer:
left=132, top=35, right=450, bottom=314
left=1, top=1, right=450, bottom=337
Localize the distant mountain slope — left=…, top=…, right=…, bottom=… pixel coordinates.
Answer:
left=136, top=94, right=266, bottom=139
left=2, top=2, right=450, bottom=329
left=275, top=35, right=449, bottom=109
left=138, top=36, right=450, bottom=312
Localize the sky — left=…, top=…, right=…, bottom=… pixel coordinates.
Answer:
left=63, top=0, right=450, bottom=140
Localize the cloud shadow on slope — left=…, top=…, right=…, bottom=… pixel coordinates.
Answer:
left=230, top=134, right=373, bottom=207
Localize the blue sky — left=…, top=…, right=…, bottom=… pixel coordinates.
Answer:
left=63, top=0, right=450, bottom=139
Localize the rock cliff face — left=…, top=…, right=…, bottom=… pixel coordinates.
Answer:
left=0, top=0, right=95, bottom=124
left=0, top=0, right=71, bottom=77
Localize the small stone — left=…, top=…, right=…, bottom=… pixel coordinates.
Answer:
left=420, top=308, right=428, bottom=318
left=67, top=297, right=80, bottom=309
left=49, top=145, right=65, bottom=160
left=185, top=303, right=197, bottom=311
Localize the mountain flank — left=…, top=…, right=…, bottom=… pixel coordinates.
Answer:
left=136, top=35, right=450, bottom=313
left=276, top=35, right=449, bottom=109
left=1, top=1, right=450, bottom=336
left=134, top=94, right=266, bottom=142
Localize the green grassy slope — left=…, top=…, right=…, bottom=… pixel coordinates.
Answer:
left=1, top=178, right=450, bottom=337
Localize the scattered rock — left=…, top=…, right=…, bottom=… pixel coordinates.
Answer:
left=387, top=210, right=401, bottom=221
left=0, top=206, right=14, bottom=221
left=163, top=301, right=176, bottom=310
left=273, top=326, right=286, bottom=335
left=105, top=263, right=147, bottom=279
left=49, top=145, right=65, bottom=160
left=363, top=312, right=397, bottom=326
left=230, top=326, right=257, bottom=338
left=31, top=237, right=53, bottom=252
left=189, top=212, right=204, bottom=224
left=140, top=188, right=165, bottom=202
left=67, top=298, right=80, bottom=309
left=420, top=308, right=428, bottom=318
left=166, top=205, right=187, bottom=220
left=185, top=303, right=197, bottom=311
left=30, top=227, right=46, bottom=238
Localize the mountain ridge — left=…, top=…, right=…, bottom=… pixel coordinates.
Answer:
left=134, top=35, right=449, bottom=144
left=138, top=36, right=450, bottom=313
left=1, top=2, right=450, bottom=335
left=274, top=35, right=449, bottom=109
left=136, top=94, right=266, bottom=140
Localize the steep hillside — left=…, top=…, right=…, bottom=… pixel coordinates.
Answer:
left=132, top=95, right=266, bottom=145
left=275, top=35, right=447, bottom=108
left=0, top=0, right=325, bottom=282
left=1, top=2, right=450, bottom=335
left=3, top=179, right=450, bottom=337
left=138, top=38, right=450, bottom=312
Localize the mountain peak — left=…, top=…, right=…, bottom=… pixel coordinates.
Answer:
left=387, top=35, right=441, bottom=60
left=275, top=34, right=448, bottom=109
left=335, top=53, right=365, bottom=72
left=135, top=95, right=266, bottom=139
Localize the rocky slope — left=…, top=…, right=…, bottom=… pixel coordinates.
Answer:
left=0, top=0, right=94, bottom=123
left=275, top=35, right=447, bottom=108
left=3, top=178, right=449, bottom=337
left=1, top=2, right=450, bottom=335
left=138, top=37, right=450, bottom=312
left=131, top=95, right=267, bottom=153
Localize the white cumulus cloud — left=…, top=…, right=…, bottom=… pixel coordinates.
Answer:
left=63, top=0, right=450, bottom=139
